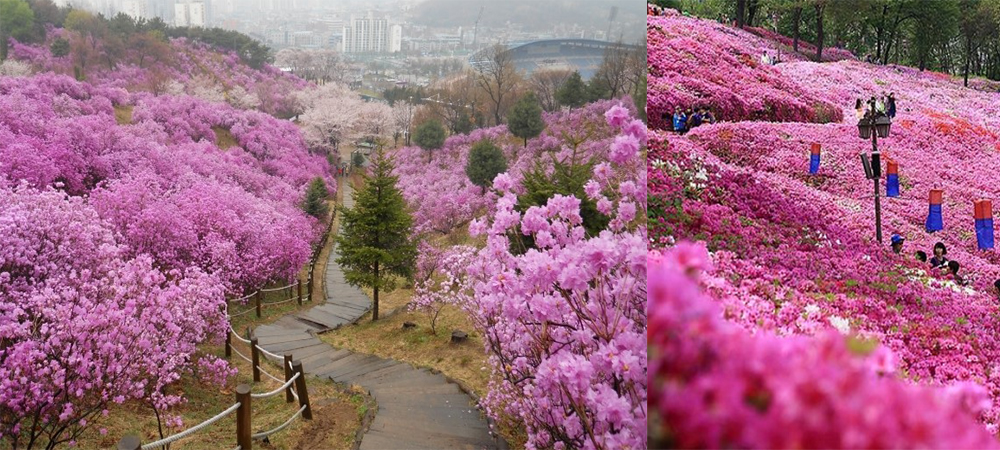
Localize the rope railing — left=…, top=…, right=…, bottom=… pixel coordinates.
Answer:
left=252, top=404, right=307, bottom=440
left=229, top=290, right=259, bottom=303
left=231, top=345, right=252, bottom=364
left=138, top=402, right=241, bottom=450
left=251, top=372, right=300, bottom=399
left=255, top=344, right=283, bottom=361
left=227, top=307, right=256, bottom=318
left=259, top=281, right=299, bottom=293
left=258, top=365, right=284, bottom=383
left=119, top=204, right=333, bottom=450
left=230, top=326, right=251, bottom=344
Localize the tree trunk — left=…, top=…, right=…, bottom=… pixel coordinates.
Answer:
left=736, top=0, right=746, bottom=28
left=792, top=7, right=802, bottom=52
left=875, top=4, right=888, bottom=61
left=815, top=4, right=825, bottom=62
left=964, top=33, right=973, bottom=87
left=747, top=0, right=759, bottom=27
left=372, top=261, right=379, bottom=321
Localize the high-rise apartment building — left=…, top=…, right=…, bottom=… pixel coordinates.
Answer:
left=121, top=0, right=148, bottom=19
left=174, top=0, right=206, bottom=27
left=342, top=12, right=401, bottom=54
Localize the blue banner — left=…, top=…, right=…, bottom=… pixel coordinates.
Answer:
left=926, top=204, right=943, bottom=232
left=809, top=153, right=820, bottom=174
left=976, top=218, right=995, bottom=250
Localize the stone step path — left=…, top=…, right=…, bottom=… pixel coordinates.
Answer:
left=254, top=181, right=503, bottom=450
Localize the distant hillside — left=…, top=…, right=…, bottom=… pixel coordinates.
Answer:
left=411, top=0, right=645, bottom=42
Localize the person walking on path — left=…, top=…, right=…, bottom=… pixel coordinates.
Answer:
left=887, top=93, right=897, bottom=119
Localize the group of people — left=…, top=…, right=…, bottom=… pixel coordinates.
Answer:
left=854, top=93, right=897, bottom=120
left=670, top=106, right=717, bottom=134
left=760, top=51, right=782, bottom=66
left=891, top=236, right=971, bottom=286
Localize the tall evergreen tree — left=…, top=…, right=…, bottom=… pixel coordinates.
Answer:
left=556, top=71, right=588, bottom=109
left=413, top=119, right=446, bottom=162
left=465, top=140, right=508, bottom=192
left=506, top=92, right=545, bottom=148
left=335, top=148, right=417, bottom=321
left=301, top=177, right=329, bottom=219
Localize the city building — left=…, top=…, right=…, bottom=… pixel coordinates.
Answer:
left=121, top=0, right=148, bottom=19
left=389, top=24, right=402, bottom=53
left=342, top=12, right=401, bottom=54
left=174, top=0, right=206, bottom=28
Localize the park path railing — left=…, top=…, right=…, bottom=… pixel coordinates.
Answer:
left=118, top=329, right=314, bottom=450
left=226, top=280, right=309, bottom=319
left=117, top=187, right=339, bottom=450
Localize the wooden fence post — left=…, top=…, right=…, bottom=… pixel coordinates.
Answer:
left=117, top=435, right=141, bottom=450
left=255, top=291, right=262, bottom=318
left=307, top=276, right=313, bottom=302
left=292, top=360, right=312, bottom=420
left=225, top=328, right=231, bottom=359
left=297, top=281, right=303, bottom=306
left=251, top=337, right=261, bottom=382
left=284, top=354, right=294, bottom=403
left=236, top=383, right=252, bottom=450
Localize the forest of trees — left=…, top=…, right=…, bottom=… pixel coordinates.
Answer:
left=657, top=0, right=1000, bottom=86
left=0, top=0, right=271, bottom=68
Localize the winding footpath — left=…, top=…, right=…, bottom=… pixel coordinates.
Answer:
left=254, top=181, right=504, bottom=450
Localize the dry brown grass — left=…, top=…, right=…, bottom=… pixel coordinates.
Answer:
left=114, top=105, right=133, bottom=125
left=213, top=126, right=239, bottom=150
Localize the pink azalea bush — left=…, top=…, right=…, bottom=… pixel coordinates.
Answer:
left=649, top=242, right=1000, bottom=449
left=1, top=31, right=333, bottom=445
left=393, top=100, right=640, bottom=236
left=409, top=103, right=647, bottom=449
left=743, top=25, right=856, bottom=63
left=9, top=31, right=307, bottom=114
left=647, top=9, right=843, bottom=130
left=0, top=181, right=227, bottom=447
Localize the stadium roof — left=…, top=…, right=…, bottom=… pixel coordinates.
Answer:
left=469, top=39, right=641, bottom=80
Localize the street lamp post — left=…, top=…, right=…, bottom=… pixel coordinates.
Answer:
left=406, top=95, right=413, bottom=147
left=857, top=104, right=892, bottom=244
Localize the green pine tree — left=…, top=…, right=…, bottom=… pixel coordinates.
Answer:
left=514, top=158, right=609, bottom=254
left=506, top=92, right=545, bottom=148
left=635, top=76, right=647, bottom=123
left=335, top=148, right=417, bottom=321
left=465, top=140, right=508, bottom=193
left=413, top=119, right=446, bottom=162
left=555, top=71, right=588, bottom=109
left=301, top=177, right=329, bottom=220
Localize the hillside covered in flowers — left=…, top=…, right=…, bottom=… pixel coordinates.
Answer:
left=0, top=9, right=335, bottom=447
left=651, top=7, right=1000, bottom=448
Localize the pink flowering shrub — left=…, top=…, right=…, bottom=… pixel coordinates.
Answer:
left=392, top=100, right=640, bottom=236
left=649, top=35, right=1000, bottom=445
left=196, top=355, right=238, bottom=388
left=9, top=32, right=307, bottom=113
left=649, top=243, right=1000, bottom=449
left=647, top=10, right=843, bottom=130
left=743, top=26, right=856, bottom=62
left=410, top=105, right=647, bottom=449
left=0, top=181, right=226, bottom=447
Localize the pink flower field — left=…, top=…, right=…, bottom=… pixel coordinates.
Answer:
left=651, top=8, right=1000, bottom=449
left=1, top=28, right=333, bottom=445
left=647, top=9, right=843, bottom=131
